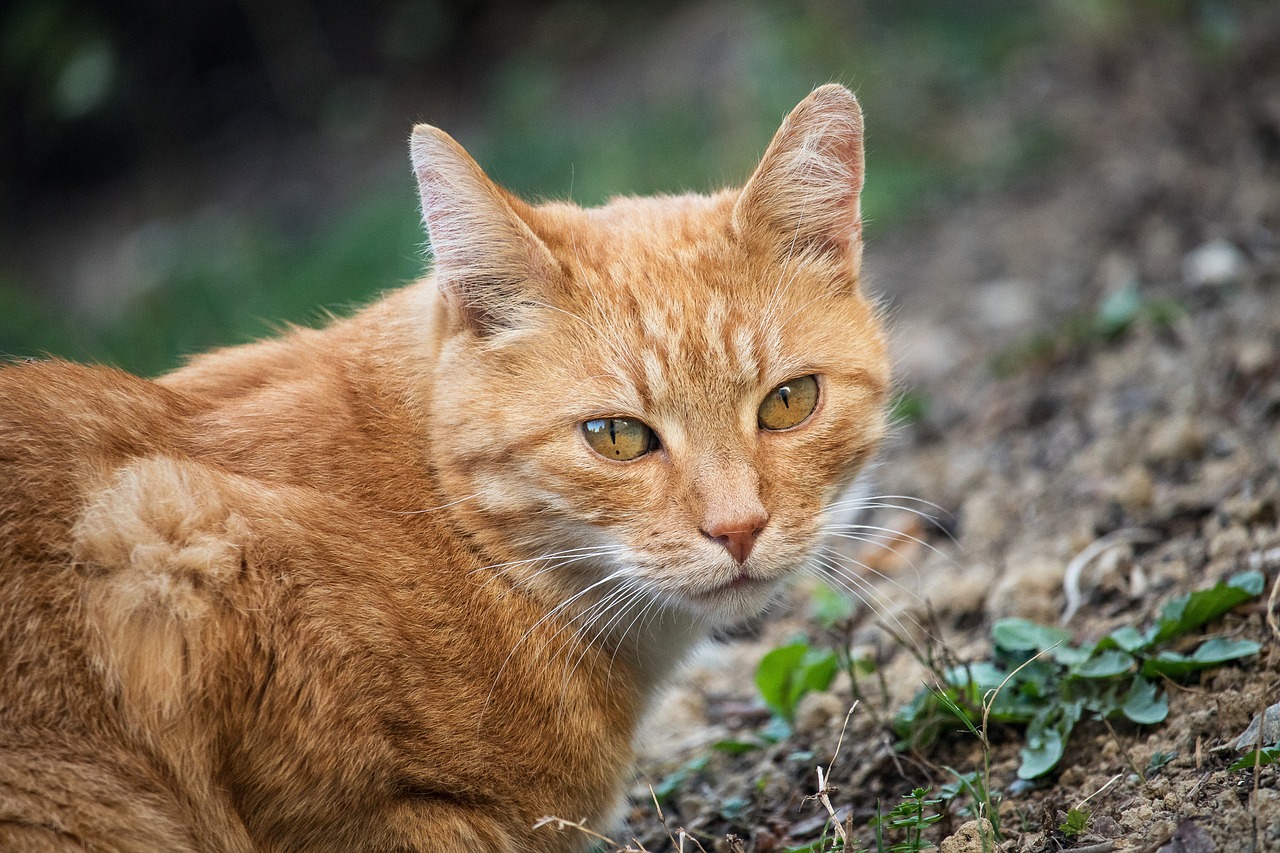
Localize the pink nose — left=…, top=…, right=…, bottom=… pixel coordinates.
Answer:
left=701, top=514, right=769, bottom=564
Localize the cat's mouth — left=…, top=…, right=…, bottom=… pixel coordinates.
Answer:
left=692, top=570, right=773, bottom=601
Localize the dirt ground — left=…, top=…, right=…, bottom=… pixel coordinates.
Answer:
left=608, top=9, right=1280, bottom=853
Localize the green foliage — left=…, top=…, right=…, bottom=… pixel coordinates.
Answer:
left=652, top=754, right=708, bottom=803
left=811, top=584, right=860, bottom=629
left=1230, top=747, right=1280, bottom=771
left=1147, top=750, right=1177, bottom=774
left=896, top=571, right=1264, bottom=779
left=756, top=641, right=840, bottom=724
left=992, top=281, right=1187, bottom=377
left=939, top=768, right=1002, bottom=837
left=1058, top=807, right=1090, bottom=838
left=871, top=788, right=943, bottom=852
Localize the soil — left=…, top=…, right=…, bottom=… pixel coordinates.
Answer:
left=608, top=8, right=1280, bottom=853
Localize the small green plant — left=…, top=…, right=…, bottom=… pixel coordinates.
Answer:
left=1229, top=746, right=1280, bottom=771
left=896, top=571, right=1265, bottom=779
left=756, top=640, right=840, bottom=725
left=1058, top=807, right=1090, bottom=838
left=991, top=281, right=1186, bottom=377
left=871, top=787, right=943, bottom=852
left=1146, top=750, right=1177, bottom=774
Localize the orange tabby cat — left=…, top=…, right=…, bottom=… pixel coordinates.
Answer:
left=0, top=85, right=888, bottom=851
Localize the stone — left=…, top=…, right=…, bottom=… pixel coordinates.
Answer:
left=939, top=818, right=997, bottom=853
left=1145, top=414, right=1206, bottom=464
left=1183, top=238, right=1246, bottom=288
left=793, top=690, right=848, bottom=738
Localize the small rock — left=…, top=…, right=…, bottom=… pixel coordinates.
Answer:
left=1116, top=465, right=1155, bottom=511
left=1091, top=814, right=1122, bottom=838
left=1145, top=415, right=1206, bottom=464
left=792, top=691, right=847, bottom=738
left=1208, top=525, right=1250, bottom=559
left=987, top=557, right=1064, bottom=623
left=1235, top=340, right=1275, bottom=377
left=939, top=818, right=997, bottom=853
left=1120, top=803, right=1155, bottom=832
left=1183, top=238, right=1246, bottom=288
left=1156, top=819, right=1216, bottom=853
left=1231, top=701, right=1280, bottom=751
left=1254, top=789, right=1280, bottom=834
left=974, top=280, right=1036, bottom=331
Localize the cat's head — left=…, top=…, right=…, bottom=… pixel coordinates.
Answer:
left=411, top=85, right=888, bottom=629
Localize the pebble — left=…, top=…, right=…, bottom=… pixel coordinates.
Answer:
left=1208, top=525, right=1250, bottom=559
left=987, top=557, right=1064, bottom=623
left=974, top=279, right=1036, bottom=331
left=792, top=691, right=847, bottom=738
left=1116, top=465, right=1155, bottom=511
left=1145, top=414, right=1206, bottom=464
left=939, top=818, right=997, bottom=853
left=1120, top=803, right=1155, bottom=831
left=1235, top=340, right=1275, bottom=377
left=1183, top=238, right=1246, bottom=287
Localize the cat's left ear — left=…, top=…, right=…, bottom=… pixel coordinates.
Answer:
left=410, top=125, right=560, bottom=335
left=732, top=85, right=865, bottom=279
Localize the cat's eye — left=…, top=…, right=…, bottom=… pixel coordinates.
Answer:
left=582, top=418, right=659, bottom=461
left=758, top=375, right=819, bottom=431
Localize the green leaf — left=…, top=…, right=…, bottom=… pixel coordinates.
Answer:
left=759, top=715, right=793, bottom=744
left=1095, top=281, right=1143, bottom=337
left=712, top=738, right=762, bottom=755
left=1230, top=746, right=1280, bottom=771
left=719, top=795, right=750, bottom=819
left=653, top=755, right=709, bottom=801
left=809, top=584, right=857, bottom=628
left=756, top=642, right=839, bottom=723
left=1120, top=677, right=1169, bottom=725
left=1059, top=807, right=1091, bottom=838
left=756, top=642, right=807, bottom=718
left=1151, top=570, right=1265, bottom=644
left=1192, top=636, right=1262, bottom=664
left=1142, top=638, right=1261, bottom=678
left=1073, top=649, right=1135, bottom=679
left=946, top=661, right=1007, bottom=691
left=1104, top=625, right=1151, bottom=653
left=992, top=618, right=1073, bottom=653
left=1019, top=701, right=1082, bottom=779
left=1147, top=750, right=1177, bottom=774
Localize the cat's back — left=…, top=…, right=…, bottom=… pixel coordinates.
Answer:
left=0, top=359, right=190, bottom=556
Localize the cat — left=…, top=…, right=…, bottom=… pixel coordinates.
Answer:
left=0, top=84, right=888, bottom=852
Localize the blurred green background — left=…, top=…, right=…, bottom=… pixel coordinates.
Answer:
left=0, top=0, right=1250, bottom=375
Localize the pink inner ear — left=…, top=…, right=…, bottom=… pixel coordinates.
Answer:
left=732, top=87, right=865, bottom=267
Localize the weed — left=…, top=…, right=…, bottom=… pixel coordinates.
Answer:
left=1229, top=746, right=1280, bottom=771
left=871, top=787, right=943, bottom=852
left=1058, top=807, right=1090, bottom=838
left=896, top=571, right=1265, bottom=779
left=991, top=281, right=1186, bottom=378
left=756, top=640, right=841, bottom=726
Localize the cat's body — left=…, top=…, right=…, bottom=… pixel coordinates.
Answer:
left=0, top=86, right=888, bottom=851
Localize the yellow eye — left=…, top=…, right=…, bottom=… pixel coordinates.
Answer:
left=758, top=375, right=819, bottom=430
left=582, top=418, right=659, bottom=461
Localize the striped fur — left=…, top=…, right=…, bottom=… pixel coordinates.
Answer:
left=0, top=85, right=888, bottom=851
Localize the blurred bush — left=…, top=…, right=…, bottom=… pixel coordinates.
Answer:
left=0, top=0, right=1258, bottom=374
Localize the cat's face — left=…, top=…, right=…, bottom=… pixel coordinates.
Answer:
left=415, top=86, right=888, bottom=628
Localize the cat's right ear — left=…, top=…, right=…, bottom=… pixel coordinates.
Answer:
left=410, top=126, right=559, bottom=335
left=732, top=85, right=865, bottom=281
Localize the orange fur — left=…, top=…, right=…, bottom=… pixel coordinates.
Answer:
left=0, top=85, right=888, bottom=851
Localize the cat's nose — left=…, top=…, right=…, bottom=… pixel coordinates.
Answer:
left=701, top=513, right=769, bottom=565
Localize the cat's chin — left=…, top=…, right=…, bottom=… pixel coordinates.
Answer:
left=678, top=574, right=786, bottom=625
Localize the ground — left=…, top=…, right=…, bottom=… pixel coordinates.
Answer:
left=598, top=10, right=1280, bottom=853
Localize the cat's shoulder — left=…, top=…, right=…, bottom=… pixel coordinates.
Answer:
left=0, top=357, right=190, bottom=439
